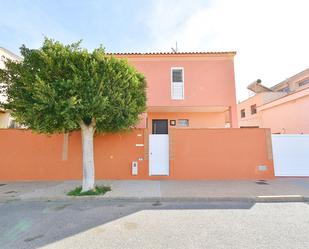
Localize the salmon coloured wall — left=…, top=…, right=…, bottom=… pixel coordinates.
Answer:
left=169, top=128, right=274, bottom=179
left=129, top=58, right=236, bottom=108
left=1, top=130, right=82, bottom=180
left=0, top=129, right=146, bottom=180
left=260, top=93, right=309, bottom=134
left=0, top=128, right=274, bottom=180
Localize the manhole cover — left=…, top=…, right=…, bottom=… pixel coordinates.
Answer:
left=255, top=180, right=269, bottom=185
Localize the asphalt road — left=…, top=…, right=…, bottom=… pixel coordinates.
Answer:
left=0, top=199, right=309, bottom=249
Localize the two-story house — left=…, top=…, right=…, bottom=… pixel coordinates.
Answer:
left=116, top=52, right=238, bottom=132
left=113, top=52, right=238, bottom=176
left=238, top=68, right=309, bottom=133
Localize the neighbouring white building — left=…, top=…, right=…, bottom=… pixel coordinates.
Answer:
left=0, top=47, right=22, bottom=128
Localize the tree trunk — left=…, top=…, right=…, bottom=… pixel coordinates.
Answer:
left=80, top=121, right=95, bottom=192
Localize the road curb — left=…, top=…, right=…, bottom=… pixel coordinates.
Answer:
left=254, top=195, right=305, bottom=202
left=2, top=195, right=308, bottom=203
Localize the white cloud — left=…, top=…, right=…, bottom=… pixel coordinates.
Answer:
left=145, top=0, right=309, bottom=101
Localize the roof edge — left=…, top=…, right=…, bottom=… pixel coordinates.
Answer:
left=271, top=68, right=309, bottom=90
left=0, top=47, right=22, bottom=61
left=107, top=51, right=236, bottom=57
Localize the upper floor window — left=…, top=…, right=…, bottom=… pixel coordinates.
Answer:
left=280, top=86, right=290, bottom=93
left=241, top=109, right=245, bottom=118
left=171, top=67, right=184, bottom=100
left=251, top=104, right=257, bottom=115
left=299, top=79, right=309, bottom=87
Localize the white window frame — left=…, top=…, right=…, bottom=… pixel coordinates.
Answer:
left=171, top=67, right=184, bottom=100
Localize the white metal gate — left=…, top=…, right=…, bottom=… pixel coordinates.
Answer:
left=149, top=134, right=169, bottom=176
left=272, top=134, right=309, bottom=176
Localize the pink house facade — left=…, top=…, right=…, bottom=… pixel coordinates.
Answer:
left=238, top=68, right=309, bottom=134
left=114, top=52, right=238, bottom=131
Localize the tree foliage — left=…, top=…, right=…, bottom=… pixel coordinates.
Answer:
left=0, top=38, right=147, bottom=133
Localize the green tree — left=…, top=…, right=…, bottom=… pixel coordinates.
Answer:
left=0, top=39, right=147, bottom=192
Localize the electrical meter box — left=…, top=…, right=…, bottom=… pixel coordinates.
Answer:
left=132, top=161, right=138, bottom=175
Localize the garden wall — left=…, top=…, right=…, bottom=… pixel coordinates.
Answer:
left=0, top=128, right=274, bottom=180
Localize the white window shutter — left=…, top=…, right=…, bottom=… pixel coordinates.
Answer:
left=171, top=68, right=184, bottom=100
left=172, top=82, right=184, bottom=99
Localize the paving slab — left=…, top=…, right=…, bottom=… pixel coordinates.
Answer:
left=103, top=180, right=161, bottom=199
left=20, top=181, right=81, bottom=200
left=0, top=178, right=309, bottom=202
left=160, top=179, right=309, bottom=199
left=0, top=181, right=62, bottom=200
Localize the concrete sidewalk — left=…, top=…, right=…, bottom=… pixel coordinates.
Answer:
left=1, top=178, right=309, bottom=202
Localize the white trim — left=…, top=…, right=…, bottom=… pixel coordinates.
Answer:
left=171, top=67, right=184, bottom=100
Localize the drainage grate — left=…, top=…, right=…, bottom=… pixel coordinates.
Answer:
left=255, top=180, right=269, bottom=185
left=0, top=184, right=6, bottom=187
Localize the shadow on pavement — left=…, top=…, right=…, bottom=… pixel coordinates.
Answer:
left=0, top=199, right=255, bottom=249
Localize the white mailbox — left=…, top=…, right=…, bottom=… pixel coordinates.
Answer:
left=132, top=161, right=138, bottom=175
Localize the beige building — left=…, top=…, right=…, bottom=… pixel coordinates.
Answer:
left=0, top=47, right=22, bottom=128
left=238, top=68, right=309, bottom=133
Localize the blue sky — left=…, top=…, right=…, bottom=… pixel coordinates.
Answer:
left=0, top=0, right=157, bottom=53
left=1, top=0, right=308, bottom=100
left=0, top=0, right=211, bottom=53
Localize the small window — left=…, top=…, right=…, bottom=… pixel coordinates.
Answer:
left=251, top=104, right=257, bottom=115
left=172, top=69, right=183, bottom=82
left=171, top=68, right=184, bottom=100
left=240, top=109, right=245, bottom=118
left=299, top=79, right=309, bottom=87
left=178, top=119, right=189, bottom=127
left=281, top=86, right=290, bottom=93
left=8, top=119, right=21, bottom=129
